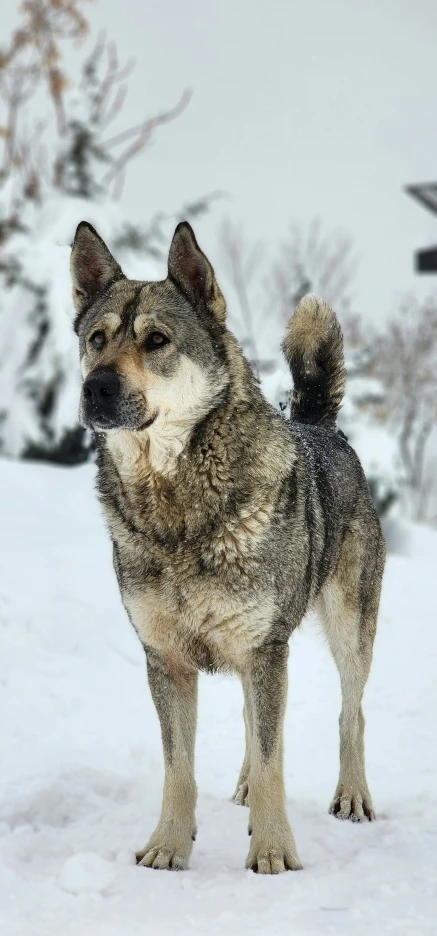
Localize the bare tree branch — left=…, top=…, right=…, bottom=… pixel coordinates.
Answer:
left=219, top=218, right=263, bottom=375
left=370, top=296, right=437, bottom=521
left=270, top=219, right=357, bottom=322
left=101, top=89, right=192, bottom=196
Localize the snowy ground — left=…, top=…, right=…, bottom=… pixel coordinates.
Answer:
left=1, top=459, right=436, bottom=936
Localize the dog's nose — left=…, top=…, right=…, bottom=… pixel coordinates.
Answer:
left=83, top=369, right=120, bottom=405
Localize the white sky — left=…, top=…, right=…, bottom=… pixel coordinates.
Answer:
left=7, top=0, right=437, bottom=322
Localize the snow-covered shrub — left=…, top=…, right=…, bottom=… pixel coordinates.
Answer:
left=0, top=8, right=192, bottom=463
left=0, top=193, right=163, bottom=462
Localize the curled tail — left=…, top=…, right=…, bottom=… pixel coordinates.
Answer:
left=282, top=294, right=345, bottom=426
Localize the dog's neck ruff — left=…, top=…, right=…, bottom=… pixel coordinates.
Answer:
left=100, top=340, right=288, bottom=540
left=106, top=390, right=229, bottom=482
left=107, top=417, right=195, bottom=479
left=105, top=354, right=229, bottom=479
left=104, top=417, right=192, bottom=484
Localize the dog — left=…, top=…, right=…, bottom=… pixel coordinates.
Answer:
left=70, top=220, right=385, bottom=874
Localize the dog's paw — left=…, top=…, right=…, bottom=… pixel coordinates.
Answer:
left=245, top=832, right=302, bottom=874
left=329, top=787, right=375, bottom=822
left=233, top=779, right=249, bottom=806
left=136, top=829, right=194, bottom=870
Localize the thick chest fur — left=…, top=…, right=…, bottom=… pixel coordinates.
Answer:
left=124, top=576, right=276, bottom=673
left=98, top=410, right=314, bottom=673
left=112, top=506, right=278, bottom=673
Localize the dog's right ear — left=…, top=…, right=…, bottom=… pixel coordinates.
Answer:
left=70, top=222, right=125, bottom=315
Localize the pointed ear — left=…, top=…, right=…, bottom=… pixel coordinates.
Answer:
left=70, top=222, right=124, bottom=315
left=168, top=222, right=226, bottom=324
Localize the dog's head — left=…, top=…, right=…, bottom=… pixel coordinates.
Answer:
left=70, top=222, right=229, bottom=440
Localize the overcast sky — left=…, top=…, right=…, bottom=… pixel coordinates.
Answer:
left=7, top=0, right=437, bottom=322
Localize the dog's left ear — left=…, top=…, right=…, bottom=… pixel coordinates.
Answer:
left=168, top=222, right=226, bottom=324
left=70, top=221, right=125, bottom=315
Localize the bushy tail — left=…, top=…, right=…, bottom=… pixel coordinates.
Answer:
left=282, top=294, right=345, bottom=426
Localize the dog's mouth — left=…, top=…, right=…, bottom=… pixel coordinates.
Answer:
left=88, top=411, right=158, bottom=433
left=131, top=412, right=158, bottom=433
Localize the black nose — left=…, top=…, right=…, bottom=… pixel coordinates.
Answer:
left=83, top=369, right=120, bottom=406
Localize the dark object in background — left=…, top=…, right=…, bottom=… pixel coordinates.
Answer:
left=406, top=182, right=437, bottom=216
left=367, top=478, right=397, bottom=518
left=406, top=183, right=437, bottom=274
left=415, top=247, right=437, bottom=273
left=23, top=426, right=94, bottom=466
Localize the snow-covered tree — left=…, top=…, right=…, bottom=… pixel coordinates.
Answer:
left=0, top=2, right=196, bottom=463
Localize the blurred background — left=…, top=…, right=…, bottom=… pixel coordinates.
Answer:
left=1, top=0, right=437, bottom=527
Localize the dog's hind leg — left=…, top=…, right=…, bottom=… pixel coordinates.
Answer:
left=316, top=522, right=385, bottom=822
left=136, top=650, right=198, bottom=870
left=233, top=676, right=253, bottom=806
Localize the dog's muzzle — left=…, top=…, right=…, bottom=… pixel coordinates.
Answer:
left=82, top=367, right=121, bottom=429
left=81, top=366, right=158, bottom=432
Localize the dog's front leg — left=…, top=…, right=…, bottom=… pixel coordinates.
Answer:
left=136, top=650, right=198, bottom=871
left=245, top=642, right=302, bottom=873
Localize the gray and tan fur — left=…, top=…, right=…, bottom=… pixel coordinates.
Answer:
left=70, top=221, right=385, bottom=874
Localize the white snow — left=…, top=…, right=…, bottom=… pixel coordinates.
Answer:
left=1, top=458, right=437, bottom=935
left=59, top=852, right=117, bottom=896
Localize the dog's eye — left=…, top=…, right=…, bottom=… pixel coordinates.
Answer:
left=90, top=331, right=106, bottom=350
left=145, top=331, right=169, bottom=351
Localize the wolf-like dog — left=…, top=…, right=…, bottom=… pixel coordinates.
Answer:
left=70, top=220, right=385, bottom=874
